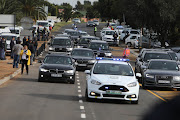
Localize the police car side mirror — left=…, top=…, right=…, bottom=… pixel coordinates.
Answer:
left=136, top=73, right=142, bottom=78
left=85, top=70, right=90, bottom=74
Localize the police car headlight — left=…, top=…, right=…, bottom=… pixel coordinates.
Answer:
left=146, top=74, right=154, bottom=78
left=173, top=76, right=180, bottom=82
left=88, top=60, right=96, bottom=63
left=105, top=52, right=112, bottom=56
left=65, top=70, right=74, bottom=74
left=127, top=82, right=137, bottom=87
left=49, top=47, right=54, bottom=51
left=91, top=80, right=101, bottom=85
left=40, top=68, right=49, bottom=72
left=67, top=48, right=73, bottom=51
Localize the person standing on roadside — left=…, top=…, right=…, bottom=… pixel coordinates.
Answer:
left=0, top=38, right=7, bottom=60
left=37, top=27, right=40, bottom=41
left=20, top=45, right=31, bottom=75
left=113, top=31, right=118, bottom=46
left=10, top=37, right=16, bottom=58
left=42, top=27, right=46, bottom=41
left=123, top=45, right=130, bottom=58
left=23, top=37, right=26, bottom=46
left=94, top=25, right=97, bottom=36
left=12, top=41, right=23, bottom=68
left=32, top=28, right=35, bottom=39
left=28, top=40, right=35, bottom=65
left=33, top=37, right=38, bottom=52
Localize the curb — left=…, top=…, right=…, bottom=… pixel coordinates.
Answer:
left=0, top=69, right=21, bottom=86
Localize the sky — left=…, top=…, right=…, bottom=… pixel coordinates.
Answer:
left=48, top=0, right=98, bottom=7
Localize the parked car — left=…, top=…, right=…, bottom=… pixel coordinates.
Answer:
left=72, top=18, right=81, bottom=23
left=86, top=21, right=95, bottom=27
left=125, top=35, right=139, bottom=48
left=102, top=30, right=119, bottom=46
left=93, top=20, right=99, bottom=26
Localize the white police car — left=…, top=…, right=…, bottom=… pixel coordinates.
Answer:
left=85, top=58, right=140, bottom=104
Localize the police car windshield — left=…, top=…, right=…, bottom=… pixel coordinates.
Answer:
left=52, top=39, right=71, bottom=46
left=149, top=61, right=179, bottom=71
left=106, top=31, right=115, bottom=35
left=93, top=63, right=134, bottom=76
left=144, top=53, right=171, bottom=62
left=44, top=56, right=72, bottom=65
left=72, top=50, right=94, bottom=57
left=89, top=43, right=109, bottom=50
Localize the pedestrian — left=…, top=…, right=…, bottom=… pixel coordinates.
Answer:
left=20, top=45, right=31, bottom=75
left=123, top=45, right=130, bottom=58
left=107, top=21, right=109, bottom=27
left=33, top=37, right=38, bottom=52
left=12, top=41, right=23, bottom=68
left=28, top=40, right=35, bottom=65
left=0, top=38, right=7, bottom=60
left=113, top=31, right=118, bottom=46
left=42, top=27, right=46, bottom=41
left=94, top=25, right=97, bottom=36
left=37, top=27, right=40, bottom=41
left=25, top=36, right=30, bottom=46
left=10, top=37, right=16, bottom=58
left=32, top=28, right=35, bottom=39
left=23, top=37, right=26, bottom=46
left=49, top=25, right=52, bottom=31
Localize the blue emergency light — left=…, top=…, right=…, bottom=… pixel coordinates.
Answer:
left=96, top=57, right=129, bottom=62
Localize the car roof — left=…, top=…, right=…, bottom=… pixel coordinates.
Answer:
left=97, top=60, right=129, bottom=65
left=149, top=59, right=177, bottom=63
left=37, top=20, right=48, bottom=22
left=54, top=37, right=70, bottom=39
left=145, top=51, right=169, bottom=54
left=73, top=48, right=93, bottom=51
left=81, top=36, right=96, bottom=38
left=90, top=40, right=107, bottom=43
left=0, top=33, right=17, bottom=36
left=46, top=53, right=70, bottom=57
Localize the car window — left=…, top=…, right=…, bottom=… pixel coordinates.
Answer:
left=52, top=39, right=71, bottom=46
left=144, top=53, right=171, bottom=61
left=37, top=22, right=48, bottom=27
left=149, top=61, right=179, bottom=71
left=93, top=63, right=134, bottom=76
left=106, top=31, right=115, bottom=35
left=72, top=50, right=94, bottom=57
left=89, top=43, right=109, bottom=50
left=130, top=36, right=137, bottom=39
left=44, top=56, right=72, bottom=65
left=169, top=52, right=178, bottom=61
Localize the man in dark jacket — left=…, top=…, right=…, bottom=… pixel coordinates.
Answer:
left=0, top=38, right=6, bottom=60
left=113, top=31, right=118, bottom=46
left=23, top=37, right=26, bottom=46
left=10, top=37, right=16, bottom=58
left=28, top=40, right=35, bottom=65
left=37, top=27, right=40, bottom=41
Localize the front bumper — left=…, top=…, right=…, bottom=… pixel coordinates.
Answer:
left=87, top=84, right=139, bottom=101
left=39, top=71, right=74, bottom=81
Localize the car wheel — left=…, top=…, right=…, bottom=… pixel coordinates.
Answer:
left=127, top=42, right=132, bottom=47
left=142, top=79, right=147, bottom=89
left=70, top=76, right=75, bottom=84
left=131, top=100, right=138, bottom=104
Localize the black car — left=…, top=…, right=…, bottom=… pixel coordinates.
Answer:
left=86, top=21, right=95, bottom=27
left=88, top=40, right=112, bottom=57
left=48, top=37, right=73, bottom=52
left=66, top=30, right=80, bottom=44
left=77, top=36, right=100, bottom=48
left=38, top=54, right=76, bottom=84
left=71, top=48, right=96, bottom=69
left=140, top=59, right=180, bottom=89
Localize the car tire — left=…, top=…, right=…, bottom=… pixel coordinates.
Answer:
left=131, top=100, right=138, bottom=104
left=127, top=42, right=132, bottom=47
left=142, top=79, right=147, bottom=89
left=85, top=89, right=93, bottom=102
left=70, top=76, right=75, bottom=84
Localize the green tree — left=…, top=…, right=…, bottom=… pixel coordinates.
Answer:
left=75, top=1, right=83, bottom=11
left=61, top=3, right=72, bottom=22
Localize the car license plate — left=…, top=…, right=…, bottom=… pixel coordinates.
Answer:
left=158, top=80, right=170, bottom=84
left=78, top=64, right=86, bottom=67
left=106, top=90, right=122, bottom=95
left=51, top=74, right=62, bottom=77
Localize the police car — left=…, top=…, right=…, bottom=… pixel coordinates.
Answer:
left=85, top=57, right=140, bottom=104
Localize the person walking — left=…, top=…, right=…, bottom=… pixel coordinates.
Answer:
left=37, top=27, right=40, bottom=41
left=123, top=45, right=130, bottom=58
left=33, top=37, right=38, bottom=52
left=113, top=31, right=118, bottom=46
left=94, top=25, right=97, bottom=36
left=0, top=38, right=7, bottom=60
left=42, top=27, right=46, bottom=41
left=32, top=28, right=35, bottom=39
left=28, top=40, right=35, bottom=65
left=12, top=41, right=23, bottom=68
left=20, top=45, right=31, bottom=74
left=10, top=37, right=16, bottom=58
left=23, top=37, right=26, bottom=46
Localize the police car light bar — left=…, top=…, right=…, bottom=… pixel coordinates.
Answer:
left=96, top=57, right=130, bottom=62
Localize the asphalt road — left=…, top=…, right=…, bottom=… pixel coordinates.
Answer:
left=0, top=23, right=167, bottom=120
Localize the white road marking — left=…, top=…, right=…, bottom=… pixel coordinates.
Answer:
left=78, top=90, right=81, bottom=93
left=76, top=76, right=80, bottom=79
left=77, top=83, right=80, bottom=85
left=81, top=114, right=86, bottom=119
left=80, top=106, right=84, bottom=110
left=79, top=100, right=83, bottom=103
left=78, top=86, right=81, bottom=89
left=78, top=94, right=82, bottom=98
left=77, top=80, right=80, bottom=82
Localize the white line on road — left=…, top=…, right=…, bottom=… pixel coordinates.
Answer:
left=80, top=106, right=84, bottom=110
left=79, top=100, right=83, bottom=103
left=78, top=86, right=81, bottom=89
left=77, top=83, right=80, bottom=85
left=76, top=76, right=80, bottom=79
left=81, top=114, right=86, bottom=119
left=77, top=80, right=80, bottom=82
left=78, top=94, right=82, bottom=98
left=78, top=90, right=81, bottom=93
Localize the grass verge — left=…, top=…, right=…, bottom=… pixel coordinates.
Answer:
left=51, top=22, right=72, bottom=32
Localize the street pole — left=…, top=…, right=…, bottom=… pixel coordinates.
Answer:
left=14, top=14, right=16, bottom=33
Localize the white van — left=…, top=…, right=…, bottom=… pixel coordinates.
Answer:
left=5, top=26, right=23, bottom=37
left=36, top=20, right=50, bottom=33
